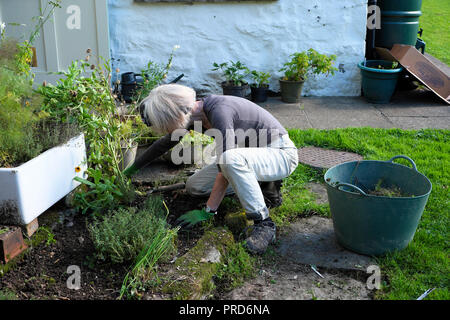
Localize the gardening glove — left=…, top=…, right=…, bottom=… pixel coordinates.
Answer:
left=123, top=163, right=139, bottom=177
left=176, top=207, right=217, bottom=228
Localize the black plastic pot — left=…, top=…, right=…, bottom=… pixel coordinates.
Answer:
left=120, top=72, right=144, bottom=103
left=250, top=84, right=269, bottom=103
left=221, top=81, right=249, bottom=98
left=279, top=79, right=304, bottom=103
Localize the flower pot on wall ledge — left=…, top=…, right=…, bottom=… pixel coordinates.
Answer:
left=358, top=60, right=403, bottom=104
left=279, top=79, right=305, bottom=103
left=0, top=134, right=87, bottom=226
left=221, top=81, right=249, bottom=98
left=250, top=84, right=269, bottom=103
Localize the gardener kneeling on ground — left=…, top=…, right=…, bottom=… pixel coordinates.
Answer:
left=124, top=84, right=298, bottom=254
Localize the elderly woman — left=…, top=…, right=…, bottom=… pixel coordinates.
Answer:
left=124, top=84, right=298, bottom=254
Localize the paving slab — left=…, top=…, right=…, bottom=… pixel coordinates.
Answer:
left=389, top=116, right=450, bottom=130
left=374, top=90, right=450, bottom=117
left=261, top=89, right=449, bottom=130
left=273, top=115, right=312, bottom=129
left=277, top=216, right=372, bottom=271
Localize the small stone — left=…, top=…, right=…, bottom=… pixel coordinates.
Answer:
left=200, top=247, right=221, bottom=263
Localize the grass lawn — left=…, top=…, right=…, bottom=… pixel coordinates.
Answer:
left=273, top=128, right=449, bottom=300
left=420, top=0, right=450, bottom=65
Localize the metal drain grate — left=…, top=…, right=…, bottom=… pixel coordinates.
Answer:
left=297, top=147, right=363, bottom=170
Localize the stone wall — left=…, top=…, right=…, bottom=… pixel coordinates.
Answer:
left=108, top=0, right=368, bottom=96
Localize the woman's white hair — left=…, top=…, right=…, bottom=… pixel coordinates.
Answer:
left=140, top=84, right=196, bottom=134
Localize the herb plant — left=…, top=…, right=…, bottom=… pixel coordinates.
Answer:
left=212, top=60, right=249, bottom=86
left=131, top=45, right=179, bottom=106
left=0, top=0, right=70, bottom=168
left=38, top=52, right=135, bottom=215
left=88, top=196, right=177, bottom=264
left=250, top=70, right=271, bottom=88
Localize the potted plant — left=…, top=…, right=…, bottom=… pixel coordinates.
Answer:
left=279, top=49, right=338, bottom=103
left=250, top=70, right=271, bottom=103
left=358, top=60, right=403, bottom=104
left=212, top=60, right=249, bottom=98
left=162, top=130, right=215, bottom=167
left=117, top=117, right=146, bottom=170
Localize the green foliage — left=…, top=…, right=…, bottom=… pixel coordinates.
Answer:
left=0, top=289, right=17, bottom=300
left=26, top=1, right=62, bottom=45
left=131, top=46, right=178, bottom=105
left=180, top=130, right=214, bottom=146
left=0, top=41, right=77, bottom=167
left=0, top=1, right=78, bottom=168
left=1, top=0, right=61, bottom=77
left=215, top=241, right=255, bottom=291
left=37, top=53, right=135, bottom=215
left=212, top=60, right=249, bottom=86
left=88, top=196, right=177, bottom=265
left=420, top=0, right=450, bottom=65
left=280, top=49, right=338, bottom=81
left=250, top=70, right=271, bottom=88
left=39, top=226, right=57, bottom=246
left=0, top=63, right=38, bottom=167
left=115, top=197, right=179, bottom=299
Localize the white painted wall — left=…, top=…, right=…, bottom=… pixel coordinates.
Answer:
left=108, top=0, right=368, bottom=96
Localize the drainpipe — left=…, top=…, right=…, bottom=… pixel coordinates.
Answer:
left=365, top=0, right=378, bottom=60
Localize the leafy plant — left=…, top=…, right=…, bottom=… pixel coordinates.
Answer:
left=375, top=61, right=400, bottom=70
left=0, top=60, right=40, bottom=167
left=88, top=196, right=177, bottom=265
left=131, top=45, right=179, bottom=107
left=2, top=0, right=62, bottom=77
left=250, top=70, right=271, bottom=88
left=280, top=49, right=338, bottom=82
left=180, top=130, right=214, bottom=147
left=38, top=52, right=135, bottom=215
left=39, top=226, right=57, bottom=246
left=0, top=1, right=79, bottom=168
left=212, top=60, right=249, bottom=86
left=113, top=197, right=179, bottom=299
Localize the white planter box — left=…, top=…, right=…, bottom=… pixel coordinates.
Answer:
left=0, top=134, right=87, bottom=225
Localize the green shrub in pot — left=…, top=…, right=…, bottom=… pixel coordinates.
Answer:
left=212, top=60, right=250, bottom=98
left=279, top=49, right=338, bottom=103
left=250, top=70, right=271, bottom=103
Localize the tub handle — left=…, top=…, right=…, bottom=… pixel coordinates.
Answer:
left=336, top=183, right=368, bottom=196
left=388, top=155, right=417, bottom=171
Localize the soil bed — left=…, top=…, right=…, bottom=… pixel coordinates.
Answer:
left=0, top=203, right=127, bottom=299
left=0, top=189, right=207, bottom=300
